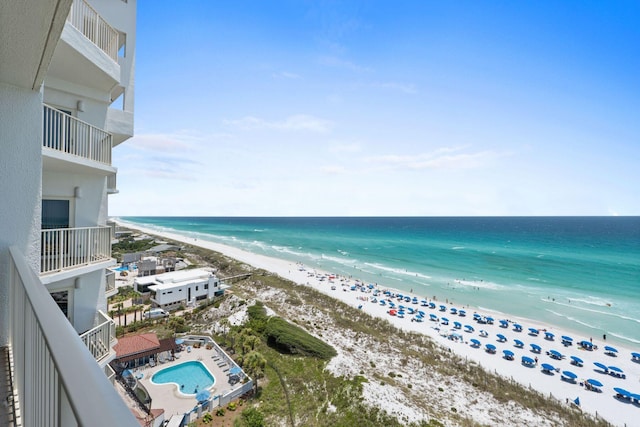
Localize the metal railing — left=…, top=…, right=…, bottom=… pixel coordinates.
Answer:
left=9, top=246, right=138, bottom=426
left=43, top=105, right=113, bottom=166
left=79, top=310, right=115, bottom=362
left=41, top=226, right=112, bottom=274
left=67, top=0, right=118, bottom=61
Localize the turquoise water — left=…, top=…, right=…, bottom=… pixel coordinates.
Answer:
left=151, top=361, right=214, bottom=394
left=120, top=217, right=640, bottom=347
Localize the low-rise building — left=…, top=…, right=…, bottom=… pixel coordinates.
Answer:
left=135, top=269, right=227, bottom=310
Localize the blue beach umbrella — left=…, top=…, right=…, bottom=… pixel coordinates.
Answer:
left=441, top=317, right=449, bottom=324
left=530, top=343, right=541, bottom=353
left=631, top=352, right=640, bottom=360
left=514, top=339, right=524, bottom=348
left=470, top=338, right=481, bottom=347
left=229, top=366, right=242, bottom=375
left=485, top=343, right=496, bottom=352
left=175, top=338, right=185, bottom=345
left=429, top=313, right=438, bottom=321
left=473, top=313, right=482, bottom=320
left=196, top=390, right=211, bottom=402
left=561, top=335, right=573, bottom=343
left=562, top=370, right=577, bottom=380
left=496, top=333, right=507, bottom=342
left=439, top=305, right=447, bottom=311
left=528, top=327, right=539, bottom=335
left=450, top=307, right=457, bottom=314
left=485, top=317, right=494, bottom=324
left=503, top=349, right=514, bottom=359
left=458, top=310, right=466, bottom=316
left=521, top=356, right=535, bottom=366
left=587, top=378, right=603, bottom=388
left=541, top=363, right=555, bottom=372
left=464, top=325, right=474, bottom=332
left=429, top=302, right=436, bottom=309
left=608, top=366, right=623, bottom=374
left=453, top=321, right=462, bottom=329
left=614, top=387, right=631, bottom=398
left=604, top=345, right=618, bottom=355
left=593, top=362, right=608, bottom=372
left=544, top=331, right=555, bottom=340
left=570, top=355, right=584, bottom=366
left=549, top=349, right=563, bottom=359
left=499, top=319, right=509, bottom=328
left=420, top=299, right=428, bottom=306
left=513, top=323, right=523, bottom=332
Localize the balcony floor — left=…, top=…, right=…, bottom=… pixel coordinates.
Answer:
left=0, top=347, right=17, bottom=426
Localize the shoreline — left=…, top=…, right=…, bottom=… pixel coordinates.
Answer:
left=116, top=220, right=640, bottom=426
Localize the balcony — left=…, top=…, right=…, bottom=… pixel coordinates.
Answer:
left=67, top=0, right=118, bottom=62
left=43, top=105, right=113, bottom=167
left=107, top=172, right=119, bottom=194
left=41, top=226, right=112, bottom=275
left=8, top=246, right=137, bottom=426
left=80, top=310, right=116, bottom=362
left=106, top=270, right=117, bottom=296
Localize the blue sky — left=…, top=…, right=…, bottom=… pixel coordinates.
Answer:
left=111, top=1, right=640, bottom=216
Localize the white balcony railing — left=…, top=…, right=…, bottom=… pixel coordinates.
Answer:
left=9, top=246, right=137, bottom=426
left=41, top=226, right=112, bottom=274
left=43, top=105, right=113, bottom=166
left=67, top=0, right=118, bottom=61
left=80, top=310, right=116, bottom=362
left=106, top=270, right=116, bottom=294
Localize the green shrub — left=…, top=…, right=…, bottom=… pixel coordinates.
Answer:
left=264, top=317, right=336, bottom=360
left=215, top=407, right=225, bottom=416
left=228, top=401, right=237, bottom=411
left=240, top=408, right=265, bottom=427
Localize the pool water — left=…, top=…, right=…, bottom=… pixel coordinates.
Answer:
left=151, top=361, right=215, bottom=394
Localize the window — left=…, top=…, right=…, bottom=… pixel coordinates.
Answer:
left=42, top=199, right=70, bottom=229
left=50, top=290, right=70, bottom=321
left=204, top=284, right=209, bottom=290
left=196, top=286, right=199, bottom=291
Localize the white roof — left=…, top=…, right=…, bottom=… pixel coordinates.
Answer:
left=145, top=268, right=215, bottom=291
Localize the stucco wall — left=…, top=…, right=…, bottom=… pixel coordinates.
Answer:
left=0, top=82, right=43, bottom=345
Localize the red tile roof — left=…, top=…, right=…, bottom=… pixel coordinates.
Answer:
left=114, top=333, right=160, bottom=358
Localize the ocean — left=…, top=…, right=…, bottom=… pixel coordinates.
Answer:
left=119, top=216, right=640, bottom=347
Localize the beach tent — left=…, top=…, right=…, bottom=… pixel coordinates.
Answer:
left=530, top=343, right=542, bottom=353
left=429, top=302, right=436, bottom=309
left=541, top=363, right=556, bottom=373
left=473, top=313, right=482, bottom=320
left=604, top=345, right=618, bottom=356
left=544, top=331, right=555, bottom=340
left=439, top=305, right=447, bottom=312
left=429, top=313, right=438, bottom=321
left=485, top=317, right=494, bottom=324
left=579, top=340, right=593, bottom=350
left=570, top=355, right=584, bottom=366
left=458, top=310, right=466, bottom=316
left=503, top=349, right=515, bottom=360
left=485, top=343, right=497, bottom=353
left=499, top=320, right=509, bottom=328
left=593, top=362, right=608, bottom=373
left=441, top=317, right=449, bottom=325
left=388, top=309, right=397, bottom=316
left=561, top=370, right=577, bottom=381
left=496, top=333, right=507, bottom=342
left=479, top=330, right=489, bottom=337
left=514, top=339, right=524, bottom=348
left=464, top=325, right=474, bottom=332
left=632, top=352, right=640, bottom=361
left=528, top=328, right=539, bottom=336
left=470, top=338, right=481, bottom=348
left=573, top=397, right=580, bottom=407
left=521, top=356, right=535, bottom=366
left=561, top=335, right=573, bottom=345
left=450, top=307, right=457, bottom=314
left=513, top=323, right=523, bottom=332
left=549, top=350, right=563, bottom=360
left=453, top=321, right=462, bottom=329
left=379, top=300, right=387, bottom=306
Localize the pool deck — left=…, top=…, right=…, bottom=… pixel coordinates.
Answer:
left=136, top=346, right=244, bottom=418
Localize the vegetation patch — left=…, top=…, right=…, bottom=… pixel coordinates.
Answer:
left=264, top=316, right=337, bottom=360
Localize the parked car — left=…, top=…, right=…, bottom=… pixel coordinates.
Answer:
left=143, top=308, right=169, bottom=319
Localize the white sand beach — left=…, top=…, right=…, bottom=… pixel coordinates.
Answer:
left=118, top=222, right=640, bottom=426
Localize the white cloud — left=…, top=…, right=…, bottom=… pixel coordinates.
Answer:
left=365, top=146, right=505, bottom=170
left=225, top=115, right=333, bottom=133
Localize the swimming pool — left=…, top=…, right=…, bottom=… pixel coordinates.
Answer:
left=151, top=361, right=215, bottom=394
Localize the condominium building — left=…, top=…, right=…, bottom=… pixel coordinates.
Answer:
left=1, top=0, right=140, bottom=425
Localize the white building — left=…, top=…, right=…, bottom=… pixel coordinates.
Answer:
left=135, top=269, right=227, bottom=310
left=1, top=0, right=140, bottom=425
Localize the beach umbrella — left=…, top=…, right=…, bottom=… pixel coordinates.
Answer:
left=604, top=345, right=618, bottom=355
left=593, top=362, right=608, bottom=372
left=458, top=310, right=466, bottom=316
left=573, top=397, right=580, bottom=406
left=420, top=299, right=428, bottom=306
left=429, top=302, right=436, bottom=309
left=229, top=366, right=242, bottom=375
left=562, top=370, right=577, bottom=380
left=441, top=317, right=449, bottom=324
left=450, top=307, right=457, bottom=314
left=514, top=339, right=524, bottom=348
left=485, top=317, right=494, bottom=324
left=479, top=330, right=488, bottom=337
left=561, top=335, right=573, bottom=343
left=544, top=331, right=555, bottom=340
left=122, top=369, right=133, bottom=377
left=530, top=343, right=542, bottom=352
left=196, top=389, right=211, bottom=402
left=541, top=363, right=555, bottom=372
left=399, top=305, right=406, bottom=310
left=175, top=338, right=185, bottom=345
left=496, top=333, right=507, bottom=342
left=549, top=349, right=563, bottom=359
left=470, top=338, right=481, bottom=347
left=528, top=327, right=539, bottom=335
left=439, top=305, right=447, bottom=311
left=631, top=352, right=640, bottom=360
left=485, top=343, right=496, bottom=352
left=429, top=313, right=438, bottom=320
left=613, top=387, right=631, bottom=398
left=521, top=356, right=535, bottom=365
left=453, top=321, right=462, bottom=329
left=608, top=366, right=623, bottom=374
left=464, top=325, right=474, bottom=332
left=570, top=355, right=583, bottom=366
left=499, top=319, right=509, bottom=328
left=473, top=313, right=482, bottom=320
left=631, top=393, right=640, bottom=402
left=513, top=323, right=523, bottom=331
left=503, top=349, right=514, bottom=359
left=587, top=378, right=603, bottom=388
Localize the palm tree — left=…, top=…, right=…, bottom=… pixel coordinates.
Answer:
left=243, top=351, right=266, bottom=395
